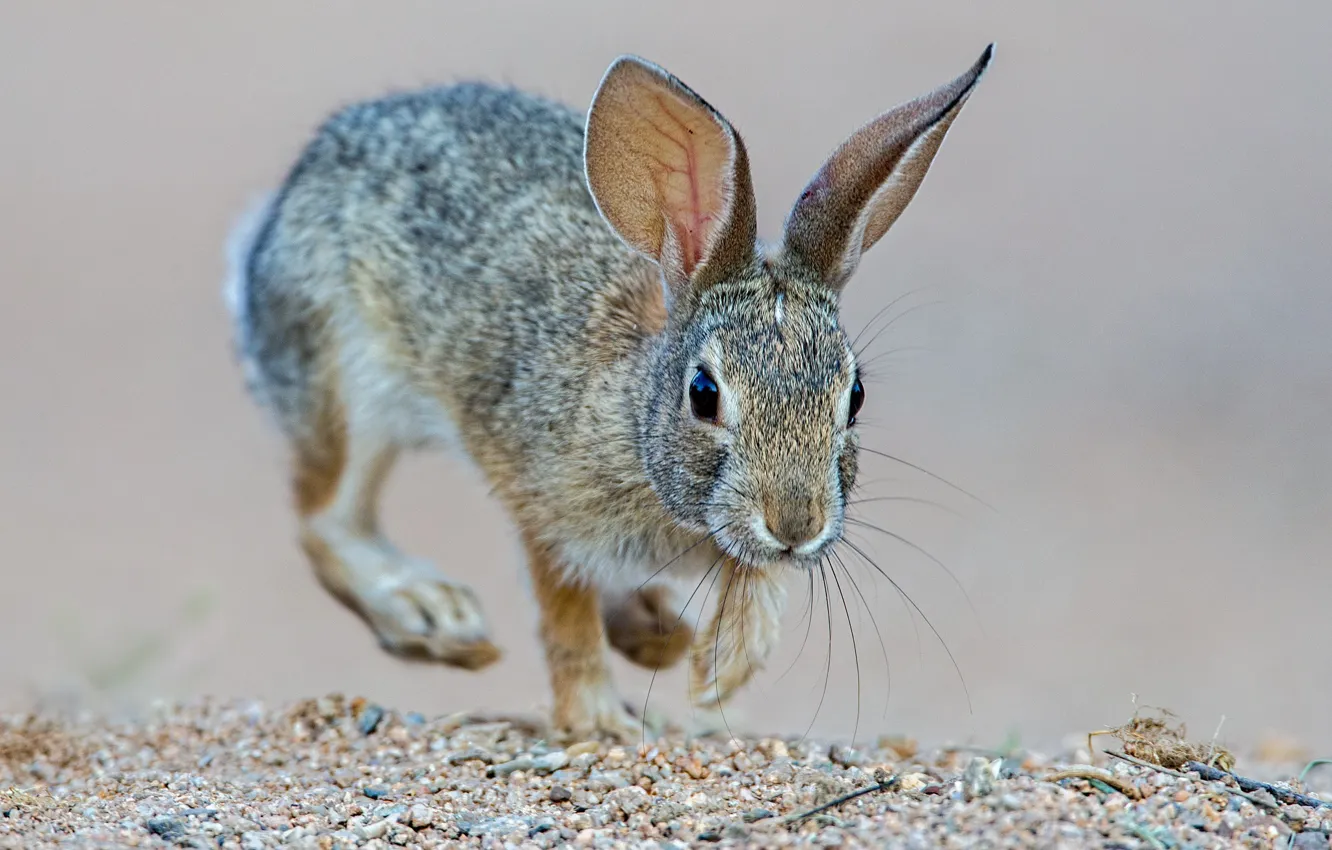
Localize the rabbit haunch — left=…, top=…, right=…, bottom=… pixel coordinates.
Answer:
left=226, top=46, right=993, bottom=739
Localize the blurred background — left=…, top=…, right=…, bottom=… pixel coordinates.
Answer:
left=2, top=1, right=1328, bottom=755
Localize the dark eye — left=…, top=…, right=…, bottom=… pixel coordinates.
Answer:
left=689, top=368, right=720, bottom=423
left=847, top=376, right=865, bottom=426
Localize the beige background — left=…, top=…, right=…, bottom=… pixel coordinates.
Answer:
left=2, top=1, right=1328, bottom=754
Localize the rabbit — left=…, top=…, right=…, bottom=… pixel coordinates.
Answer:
left=225, top=44, right=993, bottom=740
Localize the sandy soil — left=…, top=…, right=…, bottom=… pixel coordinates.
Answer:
left=1, top=1, right=1330, bottom=830
left=2, top=697, right=1329, bottom=849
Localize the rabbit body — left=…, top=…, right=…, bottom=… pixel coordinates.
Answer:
left=236, top=84, right=698, bottom=582
left=229, top=49, right=993, bottom=739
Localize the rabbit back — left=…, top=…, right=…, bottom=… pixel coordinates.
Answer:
left=230, top=82, right=663, bottom=473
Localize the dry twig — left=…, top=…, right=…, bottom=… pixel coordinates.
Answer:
left=1184, top=760, right=1331, bottom=810
left=1043, top=766, right=1141, bottom=800
left=786, top=770, right=898, bottom=825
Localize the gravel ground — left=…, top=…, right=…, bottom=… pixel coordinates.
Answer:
left=2, top=695, right=1328, bottom=849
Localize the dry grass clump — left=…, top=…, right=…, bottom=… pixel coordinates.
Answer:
left=1096, top=705, right=1235, bottom=772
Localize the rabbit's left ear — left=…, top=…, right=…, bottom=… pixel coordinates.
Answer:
left=779, top=45, right=994, bottom=292
left=585, top=56, right=758, bottom=306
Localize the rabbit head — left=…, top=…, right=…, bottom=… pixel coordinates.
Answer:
left=585, top=47, right=992, bottom=570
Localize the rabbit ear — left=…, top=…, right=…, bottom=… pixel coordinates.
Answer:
left=585, top=56, right=757, bottom=304
left=779, top=44, right=994, bottom=292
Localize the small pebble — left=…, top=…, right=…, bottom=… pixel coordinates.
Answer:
left=145, top=816, right=185, bottom=841
left=963, top=756, right=998, bottom=800
left=405, top=803, right=434, bottom=829
left=489, top=755, right=535, bottom=777
left=566, top=741, right=601, bottom=758
left=356, top=703, right=386, bottom=736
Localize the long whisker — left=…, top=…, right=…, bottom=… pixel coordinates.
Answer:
left=640, top=551, right=726, bottom=742
left=825, top=559, right=862, bottom=748
left=798, top=558, right=836, bottom=745
left=847, top=494, right=969, bottom=520
left=857, top=446, right=994, bottom=511
left=831, top=547, right=893, bottom=723
left=841, top=527, right=921, bottom=660
left=854, top=300, right=945, bottom=361
left=855, top=345, right=931, bottom=373
left=842, top=516, right=986, bottom=640
left=711, top=563, right=740, bottom=743
left=840, top=537, right=972, bottom=714
left=850, top=286, right=937, bottom=352
left=687, top=557, right=728, bottom=696
left=735, top=567, right=757, bottom=702
left=631, top=521, right=732, bottom=596
left=773, top=566, right=818, bottom=686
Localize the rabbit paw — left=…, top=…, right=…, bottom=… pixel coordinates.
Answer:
left=364, top=565, right=502, bottom=670
left=553, top=688, right=660, bottom=743
left=604, top=585, right=692, bottom=670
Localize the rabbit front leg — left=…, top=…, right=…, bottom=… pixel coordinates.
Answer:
left=690, top=559, right=788, bottom=712
left=522, top=534, right=643, bottom=742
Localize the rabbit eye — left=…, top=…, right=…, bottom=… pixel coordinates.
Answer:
left=689, top=369, right=720, bottom=423
left=848, top=376, right=865, bottom=426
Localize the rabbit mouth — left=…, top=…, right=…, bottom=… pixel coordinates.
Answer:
left=710, top=515, right=839, bottom=569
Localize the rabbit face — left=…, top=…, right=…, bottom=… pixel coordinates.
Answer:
left=643, top=275, right=859, bottom=568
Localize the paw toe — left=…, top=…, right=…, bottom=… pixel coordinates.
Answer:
left=370, top=580, right=500, bottom=670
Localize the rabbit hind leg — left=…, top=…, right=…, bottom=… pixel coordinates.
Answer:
left=291, top=364, right=501, bottom=671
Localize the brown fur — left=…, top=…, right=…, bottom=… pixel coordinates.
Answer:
left=523, top=531, right=639, bottom=738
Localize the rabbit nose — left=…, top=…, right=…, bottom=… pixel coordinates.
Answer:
left=763, top=505, right=826, bottom=552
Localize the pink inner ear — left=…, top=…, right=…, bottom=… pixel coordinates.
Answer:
left=634, top=93, right=730, bottom=276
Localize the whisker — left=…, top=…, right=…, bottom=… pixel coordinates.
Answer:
left=773, top=566, right=818, bottom=686
left=847, top=494, right=969, bottom=521
left=855, top=345, right=931, bottom=374
left=840, top=537, right=972, bottom=714
left=850, top=286, right=937, bottom=352
left=716, top=479, right=758, bottom=505
left=842, top=516, right=986, bottom=641
left=858, top=446, right=995, bottom=511
left=854, top=300, right=945, bottom=361
left=710, top=561, right=740, bottom=743
left=798, top=559, right=836, bottom=745
left=640, top=551, right=726, bottom=743
left=735, top=567, right=757, bottom=701
left=825, top=559, right=862, bottom=748
left=631, top=521, right=732, bottom=596
left=840, top=527, right=921, bottom=660
left=831, top=548, right=893, bottom=723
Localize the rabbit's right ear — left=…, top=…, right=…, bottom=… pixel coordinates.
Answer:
left=585, top=56, right=758, bottom=306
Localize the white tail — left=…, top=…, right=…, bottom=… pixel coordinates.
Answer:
left=223, top=192, right=278, bottom=407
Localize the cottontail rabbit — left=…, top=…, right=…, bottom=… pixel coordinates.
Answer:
left=226, top=46, right=993, bottom=739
